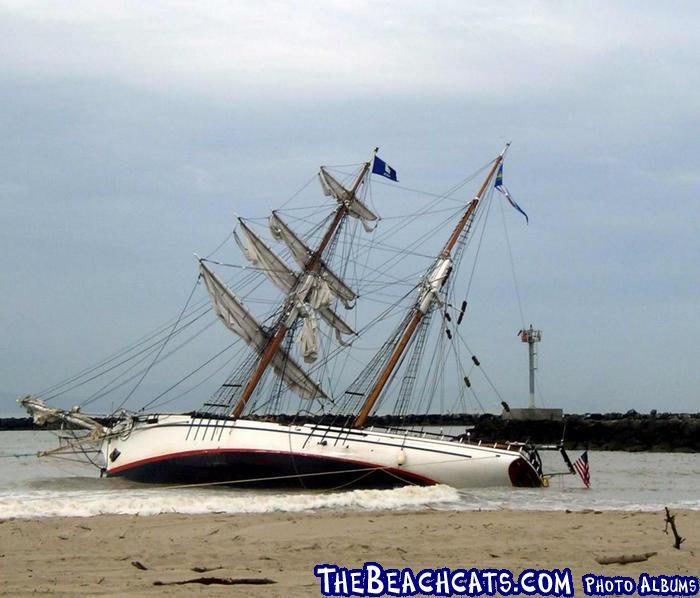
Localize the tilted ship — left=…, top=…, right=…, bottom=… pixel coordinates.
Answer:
left=21, top=144, right=547, bottom=489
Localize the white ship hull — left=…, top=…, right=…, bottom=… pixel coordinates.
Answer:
left=103, top=415, right=542, bottom=489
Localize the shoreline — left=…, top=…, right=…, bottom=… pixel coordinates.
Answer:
left=1, top=509, right=698, bottom=596
left=3, top=413, right=699, bottom=452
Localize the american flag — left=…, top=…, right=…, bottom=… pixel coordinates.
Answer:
left=573, top=451, right=591, bottom=488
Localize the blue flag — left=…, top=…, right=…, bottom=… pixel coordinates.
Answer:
left=495, top=164, right=504, bottom=187
left=372, top=156, right=398, bottom=181
left=494, top=163, right=528, bottom=224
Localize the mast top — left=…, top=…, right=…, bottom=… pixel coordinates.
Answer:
left=353, top=145, right=508, bottom=427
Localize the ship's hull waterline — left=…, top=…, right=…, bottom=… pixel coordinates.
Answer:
left=103, top=415, right=542, bottom=489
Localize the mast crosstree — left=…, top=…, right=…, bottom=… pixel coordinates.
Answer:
left=209, top=150, right=379, bottom=418
left=353, top=144, right=510, bottom=428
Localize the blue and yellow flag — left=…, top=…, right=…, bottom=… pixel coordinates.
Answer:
left=495, top=163, right=504, bottom=187
left=495, top=164, right=528, bottom=224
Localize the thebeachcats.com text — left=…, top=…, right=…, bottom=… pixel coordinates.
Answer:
left=314, top=563, right=574, bottom=596
left=313, top=563, right=699, bottom=596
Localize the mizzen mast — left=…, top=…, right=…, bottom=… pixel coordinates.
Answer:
left=230, top=151, right=377, bottom=418
left=353, top=144, right=510, bottom=428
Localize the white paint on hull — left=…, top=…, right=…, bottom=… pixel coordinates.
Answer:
left=103, top=415, right=537, bottom=488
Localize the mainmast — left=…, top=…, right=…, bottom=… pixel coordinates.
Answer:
left=353, top=144, right=510, bottom=428
left=230, top=152, right=377, bottom=418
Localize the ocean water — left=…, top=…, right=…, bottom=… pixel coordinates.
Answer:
left=1, top=431, right=698, bottom=519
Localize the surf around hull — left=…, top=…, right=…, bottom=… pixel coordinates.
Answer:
left=103, top=415, right=542, bottom=489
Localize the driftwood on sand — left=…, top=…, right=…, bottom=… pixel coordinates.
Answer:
left=664, top=507, right=685, bottom=549
left=595, top=552, right=657, bottom=565
left=154, top=577, right=276, bottom=586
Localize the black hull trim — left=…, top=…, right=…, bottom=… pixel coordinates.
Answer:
left=108, top=450, right=435, bottom=490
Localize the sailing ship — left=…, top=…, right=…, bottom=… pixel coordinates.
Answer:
left=20, top=144, right=545, bottom=489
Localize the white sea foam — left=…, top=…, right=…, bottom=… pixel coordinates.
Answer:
left=0, top=484, right=463, bottom=519
left=3, top=482, right=699, bottom=520
left=2, top=433, right=700, bottom=519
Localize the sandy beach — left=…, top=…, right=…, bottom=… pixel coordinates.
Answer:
left=1, top=509, right=697, bottom=596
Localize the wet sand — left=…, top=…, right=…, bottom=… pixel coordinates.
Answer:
left=1, top=509, right=698, bottom=596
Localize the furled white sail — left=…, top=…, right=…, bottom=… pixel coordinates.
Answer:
left=296, top=313, right=318, bottom=363
left=307, top=277, right=332, bottom=310
left=234, top=220, right=356, bottom=354
left=268, top=211, right=357, bottom=308
left=317, top=305, right=354, bottom=343
left=268, top=345, right=327, bottom=399
left=303, top=278, right=355, bottom=348
left=199, top=261, right=327, bottom=400
left=318, top=167, right=379, bottom=231
left=199, top=260, right=265, bottom=349
left=234, top=220, right=297, bottom=293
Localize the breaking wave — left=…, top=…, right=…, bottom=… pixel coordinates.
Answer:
left=0, top=484, right=464, bottom=519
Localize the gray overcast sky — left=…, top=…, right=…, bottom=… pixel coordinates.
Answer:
left=1, top=1, right=699, bottom=415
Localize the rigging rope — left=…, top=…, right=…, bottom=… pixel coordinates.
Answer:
left=79, top=316, right=220, bottom=408
left=498, top=196, right=527, bottom=329
left=28, top=157, right=514, bottom=421
left=140, top=340, right=239, bottom=411
left=111, top=277, right=201, bottom=415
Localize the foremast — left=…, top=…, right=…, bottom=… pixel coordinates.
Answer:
left=229, top=151, right=377, bottom=418
left=353, top=144, right=510, bottom=428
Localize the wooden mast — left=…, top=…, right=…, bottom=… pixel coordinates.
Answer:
left=231, top=152, right=376, bottom=418
left=353, top=144, right=509, bottom=428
